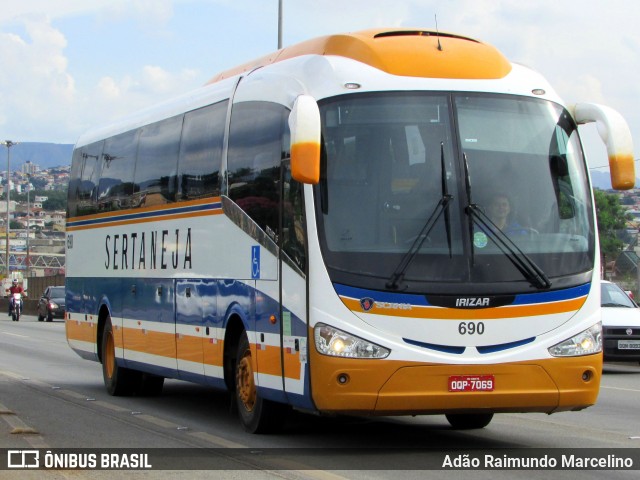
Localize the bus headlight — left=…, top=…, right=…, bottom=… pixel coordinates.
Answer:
left=314, top=324, right=390, bottom=359
left=548, top=323, right=602, bottom=357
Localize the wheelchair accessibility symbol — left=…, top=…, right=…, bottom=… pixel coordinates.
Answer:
left=251, top=246, right=260, bottom=279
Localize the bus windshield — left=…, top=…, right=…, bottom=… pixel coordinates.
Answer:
left=315, top=92, right=594, bottom=294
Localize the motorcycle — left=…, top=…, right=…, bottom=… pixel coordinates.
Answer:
left=10, top=292, right=23, bottom=322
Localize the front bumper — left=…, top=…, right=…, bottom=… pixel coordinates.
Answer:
left=310, top=351, right=602, bottom=415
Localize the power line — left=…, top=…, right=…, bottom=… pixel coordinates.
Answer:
left=589, top=158, right=640, bottom=170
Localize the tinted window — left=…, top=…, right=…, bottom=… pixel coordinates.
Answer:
left=68, top=150, right=83, bottom=217
left=282, top=161, right=306, bottom=271
left=98, top=130, right=138, bottom=212
left=134, top=115, right=182, bottom=207
left=227, top=101, right=287, bottom=237
left=50, top=287, right=65, bottom=297
left=178, top=101, right=227, bottom=200
left=68, top=141, right=103, bottom=217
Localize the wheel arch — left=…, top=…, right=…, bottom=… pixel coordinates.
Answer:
left=96, top=303, right=112, bottom=363
left=223, top=311, right=247, bottom=391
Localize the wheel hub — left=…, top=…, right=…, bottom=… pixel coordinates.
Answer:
left=237, top=354, right=256, bottom=412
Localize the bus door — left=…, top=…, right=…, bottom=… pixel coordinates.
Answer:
left=175, top=279, right=219, bottom=384
left=279, top=160, right=312, bottom=407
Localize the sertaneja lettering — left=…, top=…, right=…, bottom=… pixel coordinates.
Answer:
left=105, top=228, right=192, bottom=271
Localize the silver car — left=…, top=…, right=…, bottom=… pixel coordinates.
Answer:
left=601, top=280, right=640, bottom=363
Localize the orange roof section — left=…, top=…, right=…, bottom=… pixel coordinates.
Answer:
left=207, top=28, right=512, bottom=84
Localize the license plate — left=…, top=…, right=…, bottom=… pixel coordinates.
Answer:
left=448, top=375, right=495, bottom=392
left=618, top=340, right=640, bottom=350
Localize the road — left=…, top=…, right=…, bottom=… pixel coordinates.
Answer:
left=1, top=315, right=640, bottom=479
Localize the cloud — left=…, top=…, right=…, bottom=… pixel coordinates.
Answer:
left=555, top=75, right=606, bottom=106
left=88, top=66, right=200, bottom=124
left=0, top=0, right=167, bottom=26
left=96, top=77, right=121, bottom=99
left=95, top=66, right=199, bottom=100
left=0, top=15, right=76, bottom=140
left=0, top=11, right=198, bottom=142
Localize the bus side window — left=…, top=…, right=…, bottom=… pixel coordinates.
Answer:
left=134, top=114, right=183, bottom=207
left=227, top=101, right=287, bottom=239
left=282, top=161, right=306, bottom=271
left=69, top=141, right=103, bottom=217
left=98, top=130, right=137, bottom=212
left=68, top=150, right=83, bottom=218
left=178, top=101, right=227, bottom=200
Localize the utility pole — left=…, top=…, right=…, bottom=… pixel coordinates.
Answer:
left=278, top=0, right=283, bottom=49
left=26, top=174, right=30, bottom=278
left=1, top=140, right=18, bottom=277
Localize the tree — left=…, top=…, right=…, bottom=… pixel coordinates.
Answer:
left=42, top=190, right=67, bottom=210
left=594, top=189, right=631, bottom=260
left=12, top=188, right=67, bottom=211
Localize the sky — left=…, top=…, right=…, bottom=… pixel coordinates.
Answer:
left=0, top=0, right=638, bottom=173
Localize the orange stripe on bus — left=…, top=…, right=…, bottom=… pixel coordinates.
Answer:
left=283, top=349, right=302, bottom=381
left=340, top=296, right=586, bottom=320
left=67, top=197, right=222, bottom=224
left=118, top=327, right=299, bottom=379
left=67, top=320, right=300, bottom=381
left=203, top=338, right=223, bottom=367
left=66, top=209, right=222, bottom=232
left=256, top=344, right=283, bottom=377
left=65, top=320, right=97, bottom=343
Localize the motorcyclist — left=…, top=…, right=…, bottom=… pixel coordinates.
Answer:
left=7, top=279, right=25, bottom=316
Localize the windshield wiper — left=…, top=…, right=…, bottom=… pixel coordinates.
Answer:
left=440, top=142, right=453, bottom=258
left=466, top=204, right=552, bottom=289
left=386, top=144, right=453, bottom=290
left=463, top=153, right=551, bottom=290
left=602, top=302, right=633, bottom=308
left=386, top=194, right=452, bottom=290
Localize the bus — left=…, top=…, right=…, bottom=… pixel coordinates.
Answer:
left=66, top=28, right=635, bottom=433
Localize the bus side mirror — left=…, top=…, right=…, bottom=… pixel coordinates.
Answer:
left=289, top=95, right=321, bottom=184
left=572, top=103, right=635, bottom=190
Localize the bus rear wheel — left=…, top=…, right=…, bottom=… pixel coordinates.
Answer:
left=234, top=333, right=287, bottom=433
left=445, top=413, right=494, bottom=429
left=102, top=316, right=140, bottom=396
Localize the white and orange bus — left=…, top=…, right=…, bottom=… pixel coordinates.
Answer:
left=66, top=28, right=635, bottom=433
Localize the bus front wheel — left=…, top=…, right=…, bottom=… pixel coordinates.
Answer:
left=234, top=333, right=287, bottom=433
left=445, top=413, right=494, bottom=429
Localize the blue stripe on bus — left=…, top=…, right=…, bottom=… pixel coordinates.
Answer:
left=402, top=338, right=466, bottom=354
left=66, top=201, right=222, bottom=228
left=403, top=336, right=536, bottom=355
left=333, top=282, right=591, bottom=307
left=476, top=337, right=536, bottom=354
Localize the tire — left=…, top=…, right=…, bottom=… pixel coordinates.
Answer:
left=38, top=313, right=44, bottom=322
left=46, top=313, right=53, bottom=322
left=234, top=333, right=287, bottom=433
left=445, top=413, right=494, bottom=430
left=101, top=316, right=140, bottom=396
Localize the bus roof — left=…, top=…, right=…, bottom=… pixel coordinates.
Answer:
left=208, top=28, right=512, bottom=84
